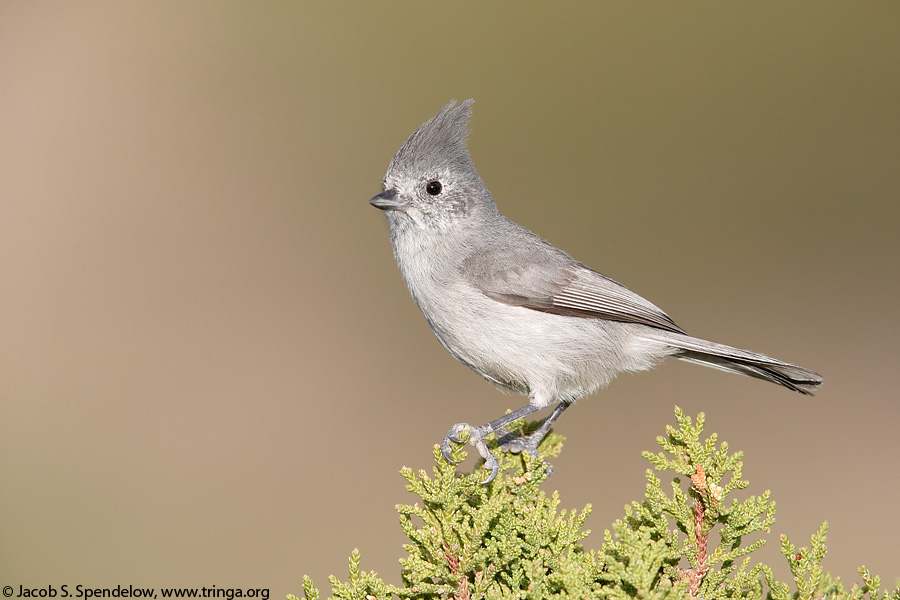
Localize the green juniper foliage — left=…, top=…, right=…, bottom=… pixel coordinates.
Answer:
left=296, top=408, right=898, bottom=600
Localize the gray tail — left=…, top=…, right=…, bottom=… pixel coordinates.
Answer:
left=644, top=332, right=823, bottom=395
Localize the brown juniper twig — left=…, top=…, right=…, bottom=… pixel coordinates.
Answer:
left=679, top=464, right=710, bottom=600
left=444, top=546, right=470, bottom=600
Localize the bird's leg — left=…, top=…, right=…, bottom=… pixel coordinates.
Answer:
left=501, top=401, right=571, bottom=466
left=441, top=403, right=544, bottom=483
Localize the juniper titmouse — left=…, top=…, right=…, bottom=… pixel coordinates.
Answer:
left=370, top=99, right=822, bottom=483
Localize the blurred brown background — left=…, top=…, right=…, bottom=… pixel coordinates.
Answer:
left=2, top=2, right=898, bottom=595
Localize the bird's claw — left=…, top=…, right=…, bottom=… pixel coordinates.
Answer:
left=440, top=423, right=469, bottom=463
left=441, top=423, right=500, bottom=484
left=500, top=431, right=554, bottom=478
left=500, top=432, right=541, bottom=458
left=480, top=451, right=500, bottom=484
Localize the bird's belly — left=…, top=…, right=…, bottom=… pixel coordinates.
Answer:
left=423, top=295, right=669, bottom=406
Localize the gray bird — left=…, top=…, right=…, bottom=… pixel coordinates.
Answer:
left=370, top=99, right=822, bottom=483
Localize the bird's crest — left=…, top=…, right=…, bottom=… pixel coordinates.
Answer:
left=387, top=99, right=475, bottom=180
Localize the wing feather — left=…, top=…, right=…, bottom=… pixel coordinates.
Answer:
left=465, top=244, right=686, bottom=335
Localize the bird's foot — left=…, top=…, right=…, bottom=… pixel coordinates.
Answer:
left=441, top=423, right=500, bottom=484
left=499, top=431, right=554, bottom=477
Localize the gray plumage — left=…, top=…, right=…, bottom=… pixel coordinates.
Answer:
left=370, top=99, right=822, bottom=482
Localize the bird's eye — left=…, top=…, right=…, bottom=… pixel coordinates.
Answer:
left=425, top=180, right=442, bottom=196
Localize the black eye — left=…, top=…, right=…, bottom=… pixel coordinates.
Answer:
left=425, top=180, right=442, bottom=196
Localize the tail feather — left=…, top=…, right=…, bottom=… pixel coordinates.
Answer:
left=644, top=332, right=823, bottom=395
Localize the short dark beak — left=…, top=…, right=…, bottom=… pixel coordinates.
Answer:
left=369, top=188, right=407, bottom=211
